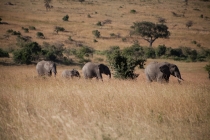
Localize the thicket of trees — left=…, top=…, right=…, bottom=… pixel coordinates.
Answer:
left=1, top=19, right=210, bottom=79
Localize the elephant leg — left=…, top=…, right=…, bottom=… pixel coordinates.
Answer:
left=157, top=75, right=164, bottom=83
left=146, top=74, right=152, bottom=82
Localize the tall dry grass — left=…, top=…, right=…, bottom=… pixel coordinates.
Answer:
left=0, top=64, right=210, bottom=140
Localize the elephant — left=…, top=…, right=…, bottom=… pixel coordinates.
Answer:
left=82, top=62, right=111, bottom=81
left=36, top=60, right=57, bottom=77
left=62, top=69, right=80, bottom=78
left=145, top=61, right=183, bottom=83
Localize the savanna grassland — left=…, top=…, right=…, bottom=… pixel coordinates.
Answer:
left=0, top=0, right=210, bottom=140
left=0, top=60, right=210, bottom=140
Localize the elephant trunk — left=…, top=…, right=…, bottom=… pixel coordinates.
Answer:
left=52, top=66, right=57, bottom=77
left=108, top=72, right=111, bottom=79
left=174, top=71, right=183, bottom=83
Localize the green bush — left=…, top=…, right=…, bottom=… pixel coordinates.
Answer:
left=188, top=49, right=197, bottom=62
left=156, top=45, right=166, bottom=57
left=7, top=29, right=13, bottom=33
left=42, top=42, right=65, bottom=61
left=204, top=62, right=210, bottom=79
left=62, top=57, right=73, bottom=65
left=55, top=26, right=65, bottom=32
left=110, top=33, right=115, bottom=37
left=13, top=49, right=31, bottom=64
left=36, top=32, right=45, bottom=38
left=96, top=21, right=102, bottom=26
left=106, top=45, right=146, bottom=79
left=130, top=9, right=136, bottom=13
left=11, top=31, right=21, bottom=36
left=22, top=27, right=29, bottom=33
left=13, top=42, right=41, bottom=64
left=75, top=46, right=94, bottom=60
left=143, top=47, right=156, bottom=59
left=92, top=30, right=100, bottom=38
left=170, top=48, right=183, bottom=57
left=29, top=26, right=36, bottom=30
left=122, top=37, right=126, bottom=42
left=62, top=15, right=69, bottom=21
left=0, top=48, right=9, bottom=57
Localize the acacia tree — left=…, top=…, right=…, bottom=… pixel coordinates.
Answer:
left=131, top=21, right=170, bottom=47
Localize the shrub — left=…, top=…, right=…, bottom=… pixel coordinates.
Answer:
left=92, top=30, right=100, bottom=38
left=191, top=40, right=197, bottom=44
left=87, top=14, right=91, bottom=18
left=110, top=33, right=116, bottom=37
left=75, top=46, right=94, bottom=59
left=7, top=29, right=13, bottom=33
left=188, top=49, right=197, bottom=62
left=96, top=21, right=102, bottom=26
left=13, top=42, right=42, bottom=64
left=11, top=31, right=21, bottom=36
left=22, top=27, right=29, bottom=33
left=62, top=15, right=69, bottom=21
left=54, top=26, right=65, bottom=33
left=186, top=20, right=193, bottom=29
left=0, top=48, right=9, bottom=57
left=62, top=57, right=73, bottom=65
left=107, top=47, right=145, bottom=79
left=13, top=49, right=31, bottom=64
left=122, top=37, right=126, bottom=42
left=68, top=36, right=73, bottom=41
left=143, top=47, right=156, bottom=59
left=36, top=32, right=45, bottom=39
left=170, top=48, right=183, bottom=57
left=42, top=42, right=65, bottom=60
left=56, top=26, right=65, bottom=32
left=156, top=45, right=166, bottom=57
left=79, top=0, right=85, bottom=3
left=158, top=17, right=166, bottom=24
left=130, top=9, right=136, bottom=13
left=204, top=62, right=210, bottom=79
left=29, top=26, right=36, bottom=30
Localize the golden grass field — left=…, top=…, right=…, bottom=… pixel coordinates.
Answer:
left=0, top=0, right=210, bottom=139
left=0, top=59, right=210, bottom=140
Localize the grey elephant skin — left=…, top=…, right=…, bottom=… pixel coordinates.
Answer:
left=145, top=61, right=183, bottom=83
left=82, top=62, right=111, bottom=80
left=62, top=69, right=80, bottom=78
left=36, top=60, right=57, bottom=77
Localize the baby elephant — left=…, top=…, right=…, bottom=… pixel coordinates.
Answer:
left=62, top=69, right=80, bottom=79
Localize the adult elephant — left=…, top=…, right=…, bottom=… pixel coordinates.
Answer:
left=82, top=62, right=111, bottom=81
left=36, top=60, right=57, bottom=77
left=62, top=69, right=80, bottom=78
left=145, top=61, right=183, bottom=83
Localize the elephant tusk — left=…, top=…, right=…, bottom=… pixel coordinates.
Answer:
left=178, top=78, right=184, bottom=81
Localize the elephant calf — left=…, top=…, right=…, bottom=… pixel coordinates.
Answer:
left=62, top=69, right=80, bottom=78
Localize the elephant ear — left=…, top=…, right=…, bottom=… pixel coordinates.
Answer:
left=159, top=65, right=169, bottom=74
left=98, top=64, right=103, bottom=72
left=44, top=61, right=51, bottom=72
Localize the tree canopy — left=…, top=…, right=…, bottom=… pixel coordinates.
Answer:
left=131, top=21, right=170, bottom=47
